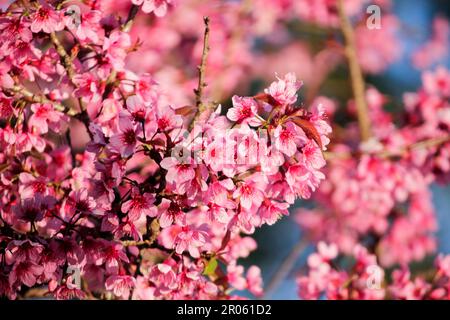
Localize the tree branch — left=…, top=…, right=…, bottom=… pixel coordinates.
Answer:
left=337, top=0, right=372, bottom=142
left=324, top=135, right=450, bottom=160
left=262, top=237, right=309, bottom=299
left=50, top=32, right=76, bottom=86
left=189, top=17, right=211, bottom=130
left=122, top=4, right=140, bottom=32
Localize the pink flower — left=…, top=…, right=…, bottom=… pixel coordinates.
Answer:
left=233, top=181, right=265, bottom=210
left=148, top=263, right=178, bottom=296
left=30, top=6, right=64, bottom=34
left=246, top=266, right=263, bottom=297
left=259, top=199, right=289, bottom=225
left=264, top=72, right=302, bottom=106
left=132, top=0, right=172, bottom=17
left=13, top=197, right=46, bottom=223
left=158, top=199, right=184, bottom=228
left=9, top=261, right=44, bottom=287
left=227, top=96, right=262, bottom=126
left=105, top=275, right=136, bottom=299
left=61, top=189, right=97, bottom=219
left=307, top=242, right=338, bottom=274
left=176, top=229, right=208, bottom=258
left=121, top=188, right=157, bottom=221
left=273, top=122, right=306, bottom=156
left=226, top=264, right=246, bottom=290
left=110, top=115, right=143, bottom=157
left=160, top=156, right=195, bottom=186
left=18, top=172, right=49, bottom=199
left=29, top=103, right=67, bottom=134
left=156, top=105, right=182, bottom=131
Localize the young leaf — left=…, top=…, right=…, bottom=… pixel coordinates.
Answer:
left=291, top=117, right=323, bottom=149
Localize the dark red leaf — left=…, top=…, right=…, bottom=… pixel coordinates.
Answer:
left=292, top=117, right=323, bottom=149
left=253, top=93, right=281, bottom=107
left=175, top=105, right=196, bottom=116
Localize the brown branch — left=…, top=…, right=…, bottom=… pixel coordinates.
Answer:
left=122, top=4, right=140, bottom=32
left=378, top=134, right=450, bottom=158
left=337, top=0, right=372, bottom=142
left=8, top=85, right=93, bottom=138
left=189, top=17, right=211, bottom=130
left=50, top=32, right=76, bottom=86
left=8, top=85, right=65, bottom=112
left=324, top=135, right=450, bottom=160
left=262, top=237, right=309, bottom=299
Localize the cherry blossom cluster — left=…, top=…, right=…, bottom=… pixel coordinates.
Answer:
left=298, top=242, right=450, bottom=300
left=94, top=0, right=403, bottom=109
left=296, top=67, right=450, bottom=297
left=0, top=1, right=331, bottom=299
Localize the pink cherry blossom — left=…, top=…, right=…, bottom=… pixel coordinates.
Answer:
left=227, top=96, right=262, bottom=126
left=132, top=0, right=172, bottom=17
left=30, top=5, right=64, bottom=34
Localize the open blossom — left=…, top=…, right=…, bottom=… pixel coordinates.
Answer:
left=273, top=122, right=306, bottom=156
left=264, top=72, right=302, bottom=106
left=109, top=116, right=143, bottom=157
left=29, top=103, right=67, bottom=134
left=160, top=156, right=196, bottom=187
left=9, top=261, right=44, bottom=288
left=132, top=0, right=172, bottom=17
left=227, top=96, right=262, bottom=126
left=121, top=189, right=157, bottom=221
left=105, top=275, right=136, bottom=300
left=30, top=5, right=64, bottom=34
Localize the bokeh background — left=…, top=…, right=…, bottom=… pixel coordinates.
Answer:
left=1, top=0, right=448, bottom=300
left=241, top=0, right=450, bottom=299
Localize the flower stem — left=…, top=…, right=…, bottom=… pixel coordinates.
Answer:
left=189, top=17, right=211, bottom=130
left=337, top=0, right=372, bottom=142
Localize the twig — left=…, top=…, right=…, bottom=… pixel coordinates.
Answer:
left=9, top=86, right=65, bottom=112
left=121, top=239, right=155, bottom=247
left=189, top=17, right=211, bottom=130
left=50, top=32, right=76, bottom=86
left=263, top=237, right=309, bottom=299
left=324, top=134, right=450, bottom=160
left=378, top=134, right=450, bottom=158
left=122, top=4, right=140, bottom=32
left=66, top=128, right=77, bottom=167
left=337, top=0, right=372, bottom=142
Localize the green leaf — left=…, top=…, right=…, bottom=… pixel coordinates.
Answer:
left=203, top=258, right=218, bottom=277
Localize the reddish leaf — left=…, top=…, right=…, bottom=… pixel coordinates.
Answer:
left=219, top=230, right=231, bottom=252
left=253, top=93, right=281, bottom=107
left=175, top=105, right=196, bottom=116
left=292, top=117, right=323, bottom=149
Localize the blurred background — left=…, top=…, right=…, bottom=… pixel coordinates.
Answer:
left=243, top=0, right=450, bottom=299
left=1, top=0, right=448, bottom=300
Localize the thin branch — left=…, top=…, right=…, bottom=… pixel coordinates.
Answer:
left=324, top=134, right=450, bottom=160
left=378, top=134, right=450, bottom=158
left=189, top=17, right=211, bottom=130
left=8, top=85, right=93, bottom=139
left=122, top=4, right=140, bottom=32
left=337, top=0, right=372, bottom=142
left=121, top=239, right=155, bottom=247
left=262, top=237, right=309, bottom=299
left=50, top=32, right=76, bottom=86
left=8, top=86, right=65, bottom=112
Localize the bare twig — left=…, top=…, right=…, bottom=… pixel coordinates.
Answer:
left=324, top=135, right=450, bottom=160
left=337, top=0, right=372, bottom=142
left=189, top=17, right=211, bottom=130
left=263, top=237, right=309, bottom=299
left=50, top=32, right=76, bottom=86
left=9, top=86, right=65, bottom=112
left=122, top=239, right=155, bottom=247
left=122, top=4, right=140, bottom=32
